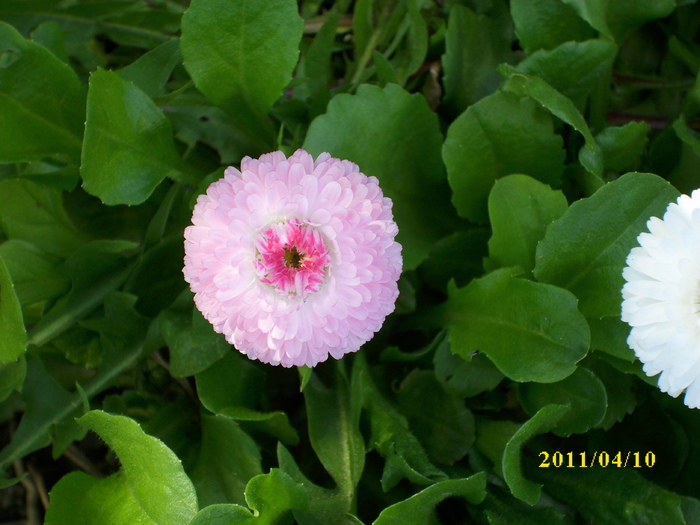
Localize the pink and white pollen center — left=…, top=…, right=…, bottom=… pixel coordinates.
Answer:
left=254, top=218, right=331, bottom=298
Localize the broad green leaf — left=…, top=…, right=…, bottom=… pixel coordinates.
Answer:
left=533, top=464, right=685, bottom=524
left=446, top=268, right=589, bottom=383
left=45, top=410, right=198, bottom=525
left=0, top=356, right=25, bottom=403
left=486, top=174, right=568, bottom=276
left=481, top=487, right=565, bottom=525
left=188, top=504, right=253, bottom=525
left=277, top=444, right=357, bottom=525
left=580, top=121, right=650, bottom=177
left=474, top=418, right=521, bottom=476
left=585, top=357, right=636, bottom=430
left=124, top=235, right=188, bottom=317
left=0, top=255, right=26, bottom=363
left=417, top=229, right=490, bottom=292
left=242, top=469, right=309, bottom=523
left=180, top=0, right=303, bottom=150
left=117, top=38, right=181, bottom=98
left=534, top=172, right=680, bottom=318
left=514, top=39, right=617, bottom=110
left=502, top=404, right=569, bottom=505
left=0, top=178, right=87, bottom=258
left=561, top=0, right=675, bottom=43
left=0, top=354, right=80, bottom=471
left=518, top=367, right=607, bottom=436
left=0, top=240, right=69, bottom=309
left=0, top=294, right=148, bottom=470
left=190, top=415, right=263, bottom=507
left=395, top=370, right=474, bottom=465
left=500, top=67, right=601, bottom=178
left=442, top=4, right=512, bottom=116
left=160, top=307, right=230, bottom=378
left=0, top=21, right=84, bottom=163
left=373, top=473, right=487, bottom=524
left=589, top=316, right=635, bottom=362
left=305, top=83, right=456, bottom=269
left=355, top=354, right=446, bottom=490
left=434, top=338, right=504, bottom=398
left=304, top=367, right=364, bottom=499
left=443, top=90, right=565, bottom=223
left=30, top=21, right=68, bottom=63
left=195, top=351, right=299, bottom=445
left=81, top=68, right=191, bottom=206
left=27, top=240, right=137, bottom=347
left=510, top=0, right=595, bottom=54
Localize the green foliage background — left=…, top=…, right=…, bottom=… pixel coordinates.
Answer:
left=2, top=0, right=700, bottom=523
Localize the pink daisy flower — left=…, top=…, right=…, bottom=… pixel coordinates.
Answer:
left=183, top=149, right=403, bottom=367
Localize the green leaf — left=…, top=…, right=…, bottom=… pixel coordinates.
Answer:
left=481, top=486, right=565, bottom=524
left=500, top=66, right=601, bottom=178
left=277, top=444, right=356, bottom=525
left=305, top=83, right=456, bottom=269
left=372, top=473, right=487, bottom=524
left=0, top=356, right=25, bottom=403
left=0, top=240, right=69, bottom=309
left=514, top=39, right=617, bottom=110
left=124, top=235, right=187, bottom=317
left=589, top=316, right=635, bottom=362
left=395, top=370, right=474, bottom=465
left=534, top=172, right=680, bottom=318
left=0, top=354, right=80, bottom=471
left=446, top=268, right=590, bottom=383
left=502, top=404, right=569, bottom=505
left=304, top=367, right=364, bottom=499
left=0, top=294, right=149, bottom=471
left=195, top=351, right=299, bottom=445
left=581, top=121, right=650, bottom=177
left=510, top=0, right=596, bottom=54
left=81, top=68, right=191, bottom=206
left=486, top=174, right=568, bottom=276
left=0, top=254, right=26, bottom=364
left=442, top=4, right=512, bottom=116
left=585, top=357, right=636, bottom=430
left=533, top=464, right=685, bottom=524
left=518, top=367, right=607, bottom=436
left=243, top=469, right=309, bottom=523
left=417, top=229, right=490, bottom=292
left=355, top=354, right=446, bottom=490
left=27, top=240, right=137, bottom=347
left=117, top=38, right=181, bottom=98
left=0, top=178, right=87, bottom=258
left=190, top=415, right=263, bottom=507
left=160, top=306, right=231, bottom=378
left=396, top=0, right=429, bottom=85
left=443, top=90, right=565, bottom=223
left=180, top=0, right=303, bottom=150
left=560, top=0, right=675, bottom=43
left=45, top=410, right=198, bottom=525
left=30, top=21, right=68, bottom=63
left=434, top=338, right=504, bottom=398
left=297, top=13, right=338, bottom=99
left=0, top=21, right=84, bottom=164
left=188, top=504, right=253, bottom=525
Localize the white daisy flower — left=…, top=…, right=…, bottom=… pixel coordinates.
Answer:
left=622, top=189, right=700, bottom=408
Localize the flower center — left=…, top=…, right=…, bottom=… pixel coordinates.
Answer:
left=283, top=245, right=304, bottom=268
left=254, top=219, right=330, bottom=298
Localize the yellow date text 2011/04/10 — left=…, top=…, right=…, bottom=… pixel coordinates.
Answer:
left=538, top=451, right=656, bottom=468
